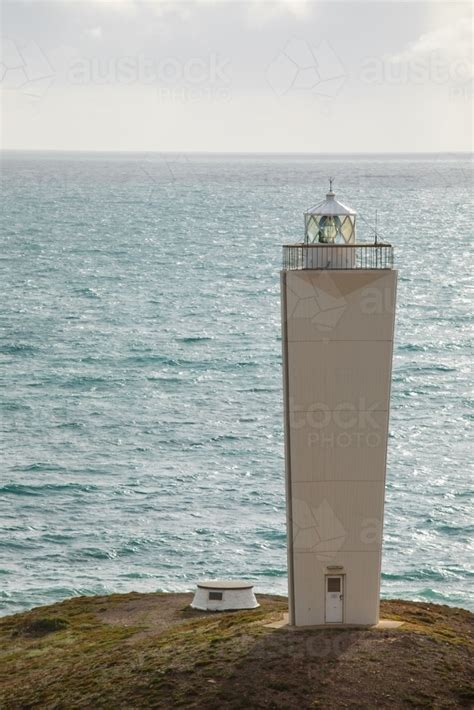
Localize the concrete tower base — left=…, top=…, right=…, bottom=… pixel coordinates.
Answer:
left=281, top=268, right=397, bottom=627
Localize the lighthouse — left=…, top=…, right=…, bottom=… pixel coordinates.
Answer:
left=280, top=182, right=397, bottom=626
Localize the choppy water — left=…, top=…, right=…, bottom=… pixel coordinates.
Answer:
left=0, top=152, right=472, bottom=616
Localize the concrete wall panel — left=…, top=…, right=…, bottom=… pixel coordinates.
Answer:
left=289, top=410, right=389, bottom=482
left=287, top=340, right=393, bottom=412
left=285, top=270, right=397, bottom=343
left=291, top=481, right=385, bottom=553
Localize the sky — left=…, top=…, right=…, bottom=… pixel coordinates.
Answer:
left=0, top=0, right=472, bottom=152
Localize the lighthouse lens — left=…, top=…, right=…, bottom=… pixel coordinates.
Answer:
left=318, top=216, right=338, bottom=243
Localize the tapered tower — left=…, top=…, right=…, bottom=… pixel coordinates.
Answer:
left=281, top=182, right=397, bottom=626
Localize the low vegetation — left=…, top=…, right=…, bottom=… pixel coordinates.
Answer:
left=0, top=592, right=472, bottom=708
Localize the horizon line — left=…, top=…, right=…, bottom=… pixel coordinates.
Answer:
left=1, top=149, right=472, bottom=156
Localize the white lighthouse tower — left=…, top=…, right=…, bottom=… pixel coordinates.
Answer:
left=280, top=182, right=397, bottom=626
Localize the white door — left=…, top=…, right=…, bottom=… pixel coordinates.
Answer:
left=325, top=575, right=343, bottom=623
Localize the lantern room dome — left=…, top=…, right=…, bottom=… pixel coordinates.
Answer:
left=304, top=181, right=357, bottom=245
left=306, top=190, right=357, bottom=217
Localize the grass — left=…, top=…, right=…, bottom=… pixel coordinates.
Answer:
left=0, top=593, right=472, bottom=709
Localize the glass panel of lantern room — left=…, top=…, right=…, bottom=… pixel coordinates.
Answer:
left=305, top=215, right=319, bottom=243
left=340, top=215, right=356, bottom=244
left=304, top=214, right=310, bottom=240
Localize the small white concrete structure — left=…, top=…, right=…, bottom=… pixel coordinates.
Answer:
left=191, top=580, right=259, bottom=611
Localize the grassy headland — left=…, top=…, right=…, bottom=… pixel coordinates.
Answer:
left=0, top=592, right=472, bottom=708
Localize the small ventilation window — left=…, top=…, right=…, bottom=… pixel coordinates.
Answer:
left=209, top=591, right=223, bottom=601
left=327, top=577, right=341, bottom=593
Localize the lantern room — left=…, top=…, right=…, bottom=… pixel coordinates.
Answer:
left=304, top=179, right=356, bottom=244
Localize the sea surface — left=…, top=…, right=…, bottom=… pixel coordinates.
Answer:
left=0, top=152, right=472, bottom=616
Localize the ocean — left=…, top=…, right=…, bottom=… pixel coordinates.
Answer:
left=0, top=152, right=472, bottom=616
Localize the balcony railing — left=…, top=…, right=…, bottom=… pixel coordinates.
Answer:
left=282, top=243, right=394, bottom=271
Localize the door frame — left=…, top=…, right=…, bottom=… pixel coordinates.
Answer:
left=324, top=574, right=345, bottom=624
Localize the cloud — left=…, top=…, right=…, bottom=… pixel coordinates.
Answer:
left=83, top=0, right=310, bottom=21
left=389, top=16, right=474, bottom=81
left=85, top=26, right=103, bottom=39
left=45, top=0, right=311, bottom=26
left=245, top=0, right=310, bottom=28
left=82, top=0, right=138, bottom=15
left=80, top=0, right=191, bottom=20
left=91, top=0, right=132, bottom=5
